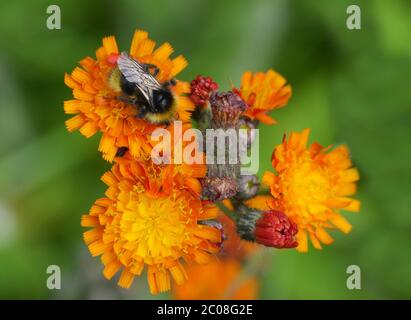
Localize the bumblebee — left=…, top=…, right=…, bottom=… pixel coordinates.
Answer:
left=108, top=52, right=177, bottom=124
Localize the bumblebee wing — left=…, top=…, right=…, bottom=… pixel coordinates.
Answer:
left=117, top=52, right=161, bottom=103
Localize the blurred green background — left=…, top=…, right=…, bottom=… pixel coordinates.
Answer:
left=0, top=0, right=410, bottom=299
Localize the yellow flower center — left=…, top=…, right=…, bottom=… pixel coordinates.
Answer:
left=120, top=192, right=194, bottom=263
left=279, top=151, right=331, bottom=219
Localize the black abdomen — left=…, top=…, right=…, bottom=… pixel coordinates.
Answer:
left=152, top=89, right=173, bottom=113
left=120, top=74, right=137, bottom=96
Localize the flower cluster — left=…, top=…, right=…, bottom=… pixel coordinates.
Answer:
left=64, top=29, right=360, bottom=296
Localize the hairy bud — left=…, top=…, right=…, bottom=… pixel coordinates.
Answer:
left=201, top=177, right=238, bottom=202
left=209, top=92, right=247, bottom=129
left=235, top=175, right=260, bottom=200
left=200, top=92, right=248, bottom=201
left=236, top=205, right=298, bottom=249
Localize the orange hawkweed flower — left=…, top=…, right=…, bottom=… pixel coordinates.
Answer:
left=81, top=160, right=221, bottom=294
left=263, top=129, right=360, bottom=252
left=64, top=30, right=194, bottom=161
left=237, top=69, right=291, bottom=125
left=172, top=259, right=259, bottom=300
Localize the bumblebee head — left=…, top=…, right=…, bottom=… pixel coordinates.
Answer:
left=152, top=89, right=173, bottom=113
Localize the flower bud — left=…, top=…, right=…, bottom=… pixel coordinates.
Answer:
left=209, top=92, right=247, bottom=129
left=201, top=177, right=237, bottom=202
left=236, top=205, right=298, bottom=249
left=235, top=175, right=260, bottom=200
left=255, top=210, right=298, bottom=248
left=200, top=92, right=247, bottom=201
left=190, top=75, right=219, bottom=107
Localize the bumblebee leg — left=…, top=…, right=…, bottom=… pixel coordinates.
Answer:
left=163, top=78, right=177, bottom=88
left=119, top=95, right=148, bottom=111
left=135, top=105, right=149, bottom=119
left=118, top=95, right=136, bottom=104
left=142, top=63, right=160, bottom=77
left=115, top=147, right=128, bottom=157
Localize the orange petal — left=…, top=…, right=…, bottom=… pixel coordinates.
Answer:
left=88, top=240, right=107, bottom=256
left=309, top=232, right=323, bottom=249
left=244, top=195, right=272, bottom=211
left=336, top=183, right=357, bottom=196
left=222, top=199, right=234, bottom=211
left=315, top=227, right=334, bottom=245
left=169, top=262, right=187, bottom=285
left=193, top=226, right=221, bottom=243
left=155, top=269, right=171, bottom=293
left=193, top=250, right=210, bottom=264
left=130, top=30, right=148, bottom=57
left=344, top=199, right=361, bottom=212
left=199, top=205, right=220, bottom=220
left=64, top=100, right=80, bottom=114
left=83, top=228, right=103, bottom=245
left=262, top=171, right=276, bottom=186
left=171, top=55, right=188, bottom=77
left=341, top=168, right=360, bottom=182
left=296, top=230, right=308, bottom=253
left=64, top=73, right=80, bottom=89
left=330, top=214, right=352, bottom=234
left=80, top=121, right=99, bottom=138
left=103, top=260, right=122, bottom=280
left=118, top=269, right=135, bottom=288
left=65, top=114, right=86, bottom=132
left=80, top=215, right=99, bottom=227
left=102, top=35, right=119, bottom=55
left=154, top=42, right=174, bottom=62
left=255, top=112, right=277, bottom=125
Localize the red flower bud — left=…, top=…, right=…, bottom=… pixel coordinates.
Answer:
left=190, top=75, right=219, bottom=107
left=255, top=210, right=298, bottom=248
